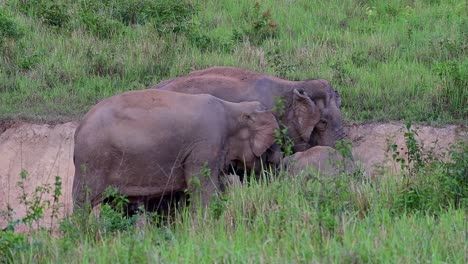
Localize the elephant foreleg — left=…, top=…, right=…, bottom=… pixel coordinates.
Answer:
left=183, top=147, right=222, bottom=209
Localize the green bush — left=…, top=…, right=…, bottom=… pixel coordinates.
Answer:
left=232, top=2, right=279, bottom=46
left=59, top=186, right=136, bottom=241
left=389, top=122, right=467, bottom=214
left=0, top=230, right=27, bottom=263
left=0, top=8, right=23, bottom=43
left=18, top=0, right=70, bottom=28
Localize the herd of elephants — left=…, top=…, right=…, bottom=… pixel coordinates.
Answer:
left=72, top=66, right=356, bottom=213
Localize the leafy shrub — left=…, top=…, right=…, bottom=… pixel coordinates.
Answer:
left=60, top=186, right=136, bottom=240
left=38, top=2, right=69, bottom=28
left=266, top=46, right=295, bottom=78
left=389, top=122, right=467, bottom=214
left=0, top=230, right=27, bottom=263
left=0, top=170, right=63, bottom=262
left=0, top=8, right=23, bottom=43
left=18, top=0, right=69, bottom=28
left=232, top=2, right=279, bottom=46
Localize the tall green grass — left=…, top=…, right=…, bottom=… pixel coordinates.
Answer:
left=2, top=133, right=466, bottom=263
left=0, top=0, right=466, bottom=122
left=2, top=171, right=465, bottom=263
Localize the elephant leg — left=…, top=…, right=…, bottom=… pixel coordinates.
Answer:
left=183, top=146, right=222, bottom=209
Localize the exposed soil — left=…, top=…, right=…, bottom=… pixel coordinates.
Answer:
left=0, top=121, right=466, bottom=230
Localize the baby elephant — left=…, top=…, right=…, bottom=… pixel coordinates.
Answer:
left=282, top=146, right=357, bottom=178
left=72, top=89, right=279, bottom=211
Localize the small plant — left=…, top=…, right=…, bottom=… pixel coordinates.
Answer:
left=0, top=229, right=27, bottom=263
left=266, top=46, right=295, bottom=78
left=0, top=8, right=23, bottom=44
left=272, top=96, right=287, bottom=116
left=273, top=126, right=294, bottom=157
left=102, top=186, right=130, bottom=214
left=0, top=170, right=63, bottom=261
left=388, top=121, right=429, bottom=179
left=388, top=121, right=467, bottom=213
left=330, top=60, right=354, bottom=86
left=16, top=170, right=63, bottom=230
left=232, top=2, right=279, bottom=46
left=200, top=162, right=211, bottom=179
left=37, top=1, right=70, bottom=28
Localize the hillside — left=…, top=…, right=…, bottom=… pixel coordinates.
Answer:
left=0, top=0, right=466, bottom=123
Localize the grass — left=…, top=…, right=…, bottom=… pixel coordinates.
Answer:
left=0, top=0, right=466, bottom=123
left=2, top=171, right=465, bottom=263
left=1, top=129, right=466, bottom=263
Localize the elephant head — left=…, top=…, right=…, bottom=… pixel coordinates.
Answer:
left=225, top=102, right=279, bottom=174
left=285, top=79, right=346, bottom=151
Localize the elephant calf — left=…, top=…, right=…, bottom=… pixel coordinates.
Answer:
left=282, top=146, right=357, bottom=178
left=72, top=89, right=279, bottom=210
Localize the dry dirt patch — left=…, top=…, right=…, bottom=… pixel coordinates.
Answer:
left=0, top=121, right=466, bottom=229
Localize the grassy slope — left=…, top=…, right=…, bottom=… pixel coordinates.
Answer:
left=0, top=0, right=466, bottom=123
left=0, top=1, right=466, bottom=262
left=6, top=169, right=466, bottom=263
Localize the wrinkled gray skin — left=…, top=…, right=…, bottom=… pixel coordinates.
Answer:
left=72, top=89, right=278, bottom=210
left=154, top=67, right=346, bottom=155
left=282, top=146, right=357, bottom=178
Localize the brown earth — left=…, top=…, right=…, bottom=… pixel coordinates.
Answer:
left=0, top=121, right=466, bottom=230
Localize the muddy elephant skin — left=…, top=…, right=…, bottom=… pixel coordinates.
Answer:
left=282, top=146, right=357, bottom=178
left=72, top=89, right=278, bottom=209
left=154, top=66, right=346, bottom=152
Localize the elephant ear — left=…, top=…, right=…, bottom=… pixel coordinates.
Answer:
left=247, top=110, right=279, bottom=157
left=292, top=89, right=321, bottom=142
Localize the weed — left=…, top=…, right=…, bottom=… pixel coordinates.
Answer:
left=200, top=162, right=211, bottom=179
left=266, top=46, right=295, bottom=78
left=273, top=125, right=294, bottom=157
left=0, top=8, right=23, bottom=44
left=272, top=96, right=287, bottom=116
left=60, top=186, right=136, bottom=239
left=388, top=121, right=437, bottom=178
left=232, top=2, right=279, bottom=46
left=0, top=230, right=27, bottom=263
left=16, top=170, right=60, bottom=230
left=388, top=122, right=467, bottom=213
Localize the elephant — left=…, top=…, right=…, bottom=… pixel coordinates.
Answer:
left=72, top=89, right=279, bottom=210
left=282, top=146, right=357, bottom=178
left=153, top=66, right=346, bottom=154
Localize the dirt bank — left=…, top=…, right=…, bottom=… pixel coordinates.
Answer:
left=0, top=121, right=466, bottom=229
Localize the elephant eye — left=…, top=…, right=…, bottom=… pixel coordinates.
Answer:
left=317, top=119, right=328, bottom=131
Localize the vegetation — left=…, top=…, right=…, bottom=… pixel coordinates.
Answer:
left=0, top=0, right=466, bottom=123
left=0, top=1, right=466, bottom=262
left=1, top=126, right=466, bottom=263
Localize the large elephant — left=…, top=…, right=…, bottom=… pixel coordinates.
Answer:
left=153, top=66, right=346, bottom=153
left=72, top=89, right=278, bottom=210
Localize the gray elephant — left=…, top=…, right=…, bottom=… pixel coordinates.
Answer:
left=72, top=89, right=279, bottom=210
left=154, top=66, right=346, bottom=153
left=282, top=146, right=357, bottom=178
